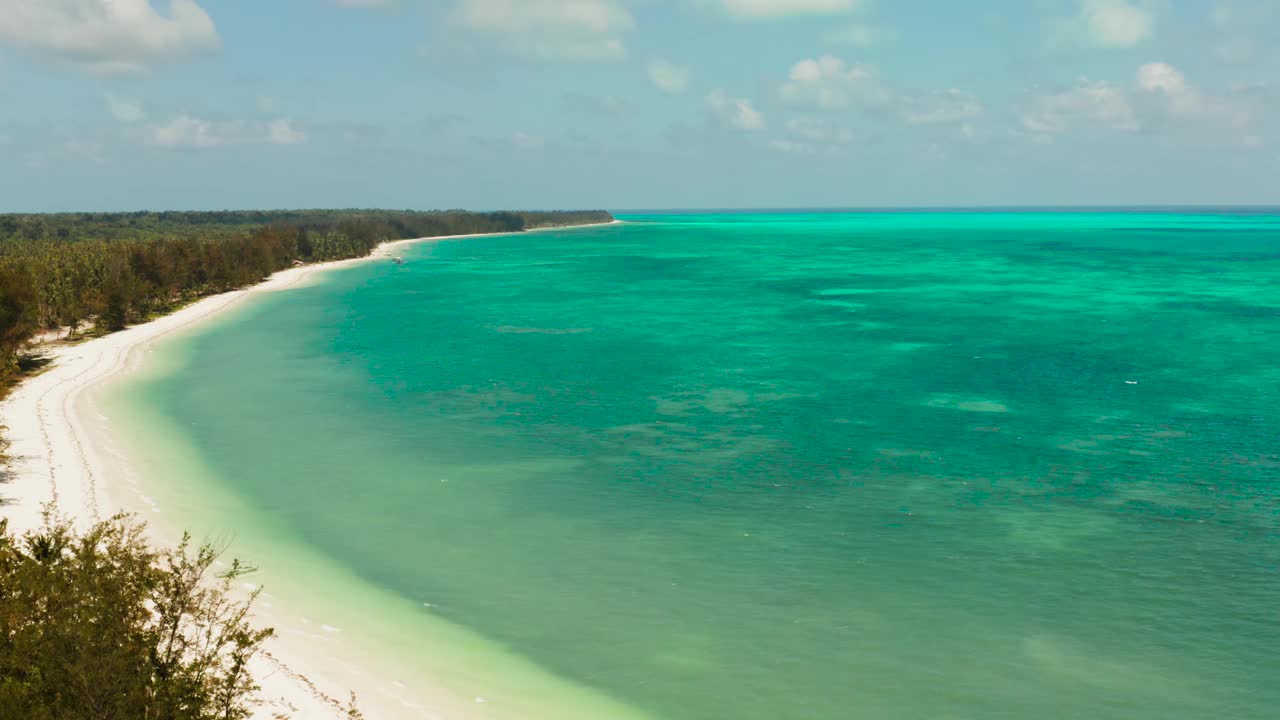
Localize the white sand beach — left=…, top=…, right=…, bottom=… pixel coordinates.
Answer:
left=0, top=221, right=624, bottom=720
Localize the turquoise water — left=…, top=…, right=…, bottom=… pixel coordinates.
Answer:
left=115, top=212, right=1279, bottom=719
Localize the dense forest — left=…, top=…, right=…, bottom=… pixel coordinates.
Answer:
left=0, top=209, right=612, bottom=389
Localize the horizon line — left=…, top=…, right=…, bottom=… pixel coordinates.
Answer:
left=614, top=204, right=1280, bottom=213
left=5, top=204, right=1280, bottom=216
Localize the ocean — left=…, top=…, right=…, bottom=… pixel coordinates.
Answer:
left=108, top=211, right=1280, bottom=719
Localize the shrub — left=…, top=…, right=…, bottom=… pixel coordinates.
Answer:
left=0, top=513, right=272, bottom=720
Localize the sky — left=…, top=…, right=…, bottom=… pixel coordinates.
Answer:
left=0, top=0, right=1277, bottom=212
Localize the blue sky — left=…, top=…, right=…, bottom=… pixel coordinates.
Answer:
left=0, top=0, right=1277, bottom=211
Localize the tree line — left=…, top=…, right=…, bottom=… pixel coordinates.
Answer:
left=0, top=209, right=612, bottom=388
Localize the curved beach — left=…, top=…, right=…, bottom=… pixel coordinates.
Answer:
left=0, top=223, right=635, bottom=720
left=5, top=212, right=1279, bottom=720
left=1, top=241, right=456, bottom=718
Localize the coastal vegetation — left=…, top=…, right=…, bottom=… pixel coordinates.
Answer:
left=0, top=513, right=291, bottom=720
left=0, top=209, right=605, bottom=717
left=0, top=209, right=611, bottom=392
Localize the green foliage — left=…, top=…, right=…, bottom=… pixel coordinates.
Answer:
left=0, top=209, right=612, bottom=386
left=0, top=208, right=621, bottom=714
left=0, top=266, right=37, bottom=381
left=0, top=514, right=274, bottom=720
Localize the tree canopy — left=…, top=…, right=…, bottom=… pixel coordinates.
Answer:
left=0, top=209, right=612, bottom=389
left=0, top=514, right=273, bottom=720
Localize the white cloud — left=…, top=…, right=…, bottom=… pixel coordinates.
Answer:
left=1136, top=62, right=1201, bottom=114
left=1021, top=63, right=1267, bottom=145
left=778, top=55, right=984, bottom=131
left=779, top=55, right=890, bottom=111
left=899, top=89, right=984, bottom=126
left=451, top=0, right=632, bottom=61
left=148, top=115, right=307, bottom=149
left=150, top=115, right=221, bottom=148
left=1021, top=79, right=1138, bottom=134
left=706, top=89, right=765, bottom=131
left=104, top=94, right=146, bottom=123
left=719, top=0, right=865, bottom=19
left=266, top=119, right=306, bottom=145
left=1136, top=62, right=1260, bottom=133
left=649, top=58, right=690, bottom=94
left=1136, top=62, right=1186, bottom=95
left=1079, top=0, right=1154, bottom=48
left=0, top=0, right=220, bottom=73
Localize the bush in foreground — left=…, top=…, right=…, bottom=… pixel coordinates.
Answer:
left=0, top=513, right=273, bottom=720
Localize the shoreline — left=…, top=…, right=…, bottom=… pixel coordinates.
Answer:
left=0, top=219, right=628, bottom=719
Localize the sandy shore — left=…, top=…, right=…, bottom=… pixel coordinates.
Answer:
left=0, top=220, right=622, bottom=720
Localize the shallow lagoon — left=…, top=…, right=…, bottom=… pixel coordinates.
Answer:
left=116, top=212, right=1280, bottom=719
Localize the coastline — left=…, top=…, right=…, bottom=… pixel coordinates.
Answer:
left=0, top=219, right=636, bottom=720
